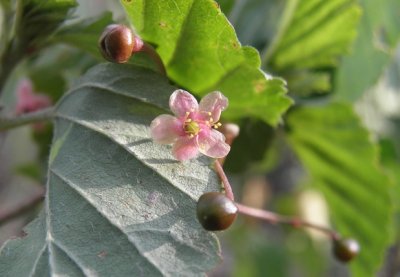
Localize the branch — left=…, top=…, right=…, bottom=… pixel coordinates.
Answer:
left=0, top=187, right=45, bottom=225
left=0, top=107, right=55, bottom=132
left=235, top=203, right=340, bottom=240
left=214, top=158, right=340, bottom=240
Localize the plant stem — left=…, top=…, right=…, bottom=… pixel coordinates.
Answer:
left=139, top=42, right=167, bottom=76
left=235, top=203, right=340, bottom=240
left=0, top=107, right=55, bottom=132
left=0, top=187, right=45, bottom=226
left=214, top=158, right=339, bottom=240
left=214, top=160, right=234, bottom=201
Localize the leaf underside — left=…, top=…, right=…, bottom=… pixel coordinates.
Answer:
left=121, top=0, right=292, bottom=126
left=286, top=103, right=392, bottom=277
left=0, top=64, right=222, bottom=276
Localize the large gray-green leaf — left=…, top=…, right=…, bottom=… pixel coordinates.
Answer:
left=120, top=0, right=292, bottom=126
left=0, top=64, right=221, bottom=276
left=286, top=103, right=392, bottom=277
left=265, top=0, right=361, bottom=95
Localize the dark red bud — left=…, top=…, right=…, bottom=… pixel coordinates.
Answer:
left=99, top=24, right=142, bottom=63
left=196, top=192, right=238, bottom=231
left=333, top=238, right=360, bottom=262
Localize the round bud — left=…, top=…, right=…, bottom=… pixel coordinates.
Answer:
left=196, top=192, right=238, bottom=231
left=99, top=24, right=136, bottom=63
left=333, top=238, right=360, bottom=262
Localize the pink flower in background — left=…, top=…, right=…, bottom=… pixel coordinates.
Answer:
left=15, top=79, right=51, bottom=115
left=150, top=89, right=231, bottom=161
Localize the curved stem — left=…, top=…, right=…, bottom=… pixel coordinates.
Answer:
left=214, top=160, right=234, bottom=201
left=235, top=203, right=340, bottom=240
left=139, top=42, right=166, bottom=76
left=0, top=107, right=55, bottom=132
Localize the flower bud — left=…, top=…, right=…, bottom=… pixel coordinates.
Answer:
left=99, top=24, right=142, bottom=63
left=196, top=192, right=237, bottom=231
left=333, top=238, right=360, bottom=262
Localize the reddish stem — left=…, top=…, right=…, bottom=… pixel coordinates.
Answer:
left=214, top=160, right=234, bottom=201
left=235, top=203, right=340, bottom=240
left=138, top=42, right=167, bottom=76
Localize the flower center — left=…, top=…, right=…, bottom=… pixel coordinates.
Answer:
left=184, top=120, right=200, bottom=137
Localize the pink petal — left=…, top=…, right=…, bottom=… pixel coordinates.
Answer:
left=197, top=129, right=230, bottom=158
left=169, top=89, right=199, bottom=117
left=172, top=137, right=199, bottom=161
left=198, top=91, right=228, bottom=122
left=150, top=114, right=182, bottom=144
left=15, top=80, right=51, bottom=115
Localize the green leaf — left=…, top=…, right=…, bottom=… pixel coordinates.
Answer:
left=286, top=103, right=392, bottom=277
left=229, top=0, right=285, bottom=51
left=334, top=0, right=400, bottom=102
left=120, top=0, right=292, bottom=126
left=0, top=64, right=221, bottom=276
left=265, top=0, right=361, bottom=95
left=51, top=12, right=113, bottom=59
left=20, top=0, right=77, bottom=46
left=224, top=118, right=276, bottom=173
left=379, top=139, right=400, bottom=235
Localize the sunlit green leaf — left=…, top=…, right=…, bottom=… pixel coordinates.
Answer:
left=286, top=103, right=392, bottom=277
left=265, top=0, right=361, bottom=95
left=121, top=0, right=292, bottom=126
left=0, top=64, right=221, bottom=276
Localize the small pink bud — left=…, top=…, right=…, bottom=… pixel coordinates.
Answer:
left=15, top=80, right=51, bottom=115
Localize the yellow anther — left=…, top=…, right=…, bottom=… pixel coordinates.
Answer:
left=208, top=112, right=212, bottom=116
left=209, top=117, right=214, bottom=122
left=186, top=118, right=192, bottom=123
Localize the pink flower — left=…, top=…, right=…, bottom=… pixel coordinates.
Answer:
left=15, top=79, right=51, bottom=115
left=150, top=89, right=231, bottom=161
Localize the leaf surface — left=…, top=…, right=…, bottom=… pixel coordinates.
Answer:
left=121, top=0, right=292, bottom=126
left=334, top=0, right=400, bottom=101
left=286, top=103, right=392, bottom=277
left=0, top=64, right=221, bottom=276
left=265, top=0, right=361, bottom=95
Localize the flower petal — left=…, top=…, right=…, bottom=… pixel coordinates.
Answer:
left=172, top=137, right=199, bottom=161
left=169, top=89, right=199, bottom=117
left=197, top=129, right=230, bottom=158
left=198, top=91, right=228, bottom=122
left=150, top=114, right=182, bottom=144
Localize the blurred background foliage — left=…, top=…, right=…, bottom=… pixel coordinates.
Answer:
left=0, top=0, right=399, bottom=276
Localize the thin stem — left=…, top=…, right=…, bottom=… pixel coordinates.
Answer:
left=0, top=187, right=45, bottom=226
left=139, top=42, right=167, bottom=76
left=214, top=160, right=234, bottom=201
left=235, top=203, right=340, bottom=240
left=0, top=107, right=55, bottom=132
